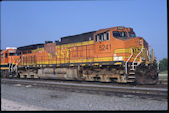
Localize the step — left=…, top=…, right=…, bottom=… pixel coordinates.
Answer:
left=128, top=71, right=135, bottom=75
left=130, top=68, right=135, bottom=71
left=127, top=76, right=136, bottom=79
left=127, top=79, right=135, bottom=82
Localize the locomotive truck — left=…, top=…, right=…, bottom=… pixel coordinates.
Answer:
left=0, top=26, right=158, bottom=84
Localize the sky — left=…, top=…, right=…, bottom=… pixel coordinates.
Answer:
left=1, top=0, right=167, bottom=61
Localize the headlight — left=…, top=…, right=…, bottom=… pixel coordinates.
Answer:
left=118, top=56, right=123, bottom=61
left=139, top=38, right=142, bottom=45
left=113, top=56, right=123, bottom=61
left=114, top=57, right=118, bottom=61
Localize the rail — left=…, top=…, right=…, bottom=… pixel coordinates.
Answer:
left=1, top=78, right=168, bottom=100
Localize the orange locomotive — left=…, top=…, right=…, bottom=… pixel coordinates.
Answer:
left=0, top=26, right=158, bottom=84
left=0, top=47, right=20, bottom=77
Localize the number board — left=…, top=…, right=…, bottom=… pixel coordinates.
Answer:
left=99, top=44, right=111, bottom=51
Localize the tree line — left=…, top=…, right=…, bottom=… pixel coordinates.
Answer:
left=159, top=58, right=168, bottom=72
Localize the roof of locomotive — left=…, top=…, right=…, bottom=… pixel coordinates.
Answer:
left=1, top=47, right=17, bottom=54
left=17, top=43, right=44, bottom=51
left=0, top=49, right=6, bottom=54
left=60, top=31, right=96, bottom=44
left=59, top=26, right=131, bottom=44
left=15, top=26, right=133, bottom=50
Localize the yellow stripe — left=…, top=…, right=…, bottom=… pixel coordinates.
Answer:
left=115, top=48, right=131, bottom=54
left=35, top=56, right=141, bottom=65
left=36, top=57, right=113, bottom=65
left=32, top=48, right=44, bottom=52
left=21, top=56, right=141, bottom=66
left=81, top=64, right=86, bottom=66
left=1, top=63, right=8, bottom=65
left=93, top=63, right=99, bottom=65
left=0, top=67, right=9, bottom=70
left=114, top=46, right=142, bottom=54
left=56, top=40, right=94, bottom=49
left=94, top=57, right=113, bottom=62
left=115, top=62, right=122, bottom=65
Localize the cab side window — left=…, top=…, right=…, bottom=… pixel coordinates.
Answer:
left=107, top=32, right=109, bottom=40
left=95, top=32, right=110, bottom=42
left=103, top=33, right=107, bottom=40
left=89, top=36, right=93, bottom=41
left=113, top=31, right=120, bottom=37
left=113, top=31, right=128, bottom=39
left=5, top=53, right=8, bottom=58
left=99, top=34, right=102, bottom=41
left=95, top=35, right=98, bottom=42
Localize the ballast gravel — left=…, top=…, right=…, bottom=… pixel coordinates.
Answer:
left=1, top=83, right=167, bottom=111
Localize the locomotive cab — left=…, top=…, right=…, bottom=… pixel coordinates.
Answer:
left=93, top=26, right=158, bottom=84
left=112, top=26, right=136, bottom=40
left=0, top=47, right=19, bottom=78
left=1, top=47, right=17, bottom=64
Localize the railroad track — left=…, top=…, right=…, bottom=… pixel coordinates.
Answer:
left=1, top=78, right=168, bottom=100
left=2, top=77, right=167, bottom=88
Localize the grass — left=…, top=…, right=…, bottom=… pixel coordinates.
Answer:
left=158, top=75, right=168, bottom=79
left=159, top=70, right=168, bottom=80
left=159, top=70, right=168, bottom=74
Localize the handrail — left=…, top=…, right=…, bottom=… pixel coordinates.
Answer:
left=157, top=62, right=160, bottom=72
left=8, top=63, right=11, bottom=72
left=131, top=48, right=144, bottom=70
left=14, top=59, right=21, bottom=71
left=125, top=49, right=133, bottom=75
left=147, top=49, right=150, bottom=61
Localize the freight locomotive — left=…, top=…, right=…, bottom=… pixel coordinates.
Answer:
left=0, top=26, right=158, bottom=84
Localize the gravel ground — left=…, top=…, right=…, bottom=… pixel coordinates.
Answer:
left=1, top=98, right=45, bottom=111
left=1, top=83, right=168, bottom=111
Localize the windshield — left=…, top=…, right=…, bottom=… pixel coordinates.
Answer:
left=9, top=53, right=17, bottom=56
left=113, top=31, right=128, bottom=38
left=129, top=32, right=136, bottom=38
